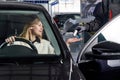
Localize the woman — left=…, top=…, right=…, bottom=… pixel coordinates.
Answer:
left=5, top=15, right=54, bottom=54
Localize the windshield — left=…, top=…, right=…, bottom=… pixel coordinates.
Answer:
left=0, top=10, right=60, bottom=55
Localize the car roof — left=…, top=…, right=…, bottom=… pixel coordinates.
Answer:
left=0, top=2, right=50, bottom=14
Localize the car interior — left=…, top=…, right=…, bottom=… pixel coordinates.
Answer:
left=0, top=10, right=61, bottom=54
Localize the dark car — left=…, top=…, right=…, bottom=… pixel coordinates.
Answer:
left=0, top=2, right=85, bottom=80
left=53, top=13, right=81, bottom=30
left=77, top=14, right=120, bottom=80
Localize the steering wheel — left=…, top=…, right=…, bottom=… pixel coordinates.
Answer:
left=0, top=37, right=38, bottom=57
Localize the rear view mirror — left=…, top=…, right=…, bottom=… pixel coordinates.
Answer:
left=85, top=41, right=120, bottom=60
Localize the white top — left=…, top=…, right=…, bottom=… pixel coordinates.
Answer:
left=12, top=39, right=55, bottom=54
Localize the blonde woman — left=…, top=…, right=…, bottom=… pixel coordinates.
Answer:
left=5, top=15, right=54, bottom=54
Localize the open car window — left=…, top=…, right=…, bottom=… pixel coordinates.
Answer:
left=0, top=10, right=60, bottom=56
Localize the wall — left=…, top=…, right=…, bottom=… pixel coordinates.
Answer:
left=50, top=0, right=81, bottom=16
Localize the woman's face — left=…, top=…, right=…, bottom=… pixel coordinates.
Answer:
left=31, top=21, right=43, bottom=37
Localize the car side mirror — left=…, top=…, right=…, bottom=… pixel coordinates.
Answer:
left=85, top=41, right=120, bottom=60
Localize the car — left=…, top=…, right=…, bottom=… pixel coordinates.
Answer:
left=77, top=14, right=120, bottom=80
left=53, top=13, right=81, bottom=30
left=0, top=2, right=85, bottom=80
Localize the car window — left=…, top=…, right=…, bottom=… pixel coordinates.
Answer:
left=0, top=10, right=60, bottom=55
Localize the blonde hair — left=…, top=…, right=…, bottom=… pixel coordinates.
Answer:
left=19, top=18, right=42, bottom=41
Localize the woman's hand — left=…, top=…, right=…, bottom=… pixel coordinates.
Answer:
left=66, top=37, right=83, bottom=46
left=5, top=36, right=16, bottom=43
